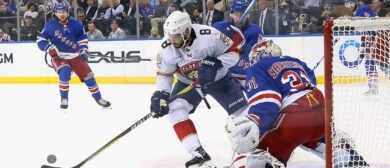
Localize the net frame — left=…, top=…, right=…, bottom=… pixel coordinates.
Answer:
left=324, top=17, right=390, bottom=168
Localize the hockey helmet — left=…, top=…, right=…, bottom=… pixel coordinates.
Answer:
left=163, top=11, right=192, bottom=48
left=249, top=39, right=282, bottom=66
left=55, top=3, right=69, bottom=12
left=231, top=0, right=249, bottom=12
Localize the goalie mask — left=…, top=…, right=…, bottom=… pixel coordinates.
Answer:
left=249, top=39, right=282, bottom=66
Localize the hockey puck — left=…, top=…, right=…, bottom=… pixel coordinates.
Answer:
left=47, top=154, right=56, bottom=164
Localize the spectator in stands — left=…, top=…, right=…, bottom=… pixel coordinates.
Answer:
left=165, top=0, right=175, bottom=16
left=140, top=0, right=156, bottom=35
left=303, top=0, right=321, bottom=19
left=298, top=13, right=312, bottom=34
left=35, top=4, right=45, bottom=29
left=120, top=0, right=136, bottom=35
left=278, top=1, right=294, bottom=35
left=69, top=1, right=84, bottom=18
left=191, top=8, right=202, bottom=24
left=372, top=0, right=388, bottom=17
left=108, top=19, right=126, bottom=39
left=6, top=0, right=17, bottom=14
left=151, top=0, right=169, bottom=29
left=20, top=16, right=39, bottom=41
left=149, top=27, right=160, bottom=38
left=87, top=21, right=104, bottom=39
left=250, top=0, right=275, bottom=35
left=78, top=0, right=88, bottom=9
left=105, top=0, right=124, bottom=21
left=386, top=11, right=390, bottom=17
left=221, top=0, right=233, bottom=21
left=85, top=0, right=97, bottom=21
left=93, top=0, right=110, bottom=20
left=205, top=0, right=223, bottom=26
left=93, top=0, right=111, bottom=36
left=24, top=3, right=39, bottom=18
left=317, top=2, right=335, bottom=32
left=0, top=0, right=5, bottom=6
left=0, top=4, right=15, bottom=33
left=77, top=11, right=89, bottom=31
left=0, top=28, right=11, bottom=41
left=168, top=4, right=179, bottom=15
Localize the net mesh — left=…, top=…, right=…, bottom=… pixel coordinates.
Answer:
left=331, top=17, right=390, bottom=168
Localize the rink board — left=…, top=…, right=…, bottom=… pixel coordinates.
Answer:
left=0, top=35, right=370, bottom=84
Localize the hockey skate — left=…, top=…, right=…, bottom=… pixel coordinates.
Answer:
left=363, top=89, right=378, bottom=96
left=95, top=98, right=111, bottom=108
left=60, top=98, right=68, bottom=109
left=185, top=147, right=216, bottom=168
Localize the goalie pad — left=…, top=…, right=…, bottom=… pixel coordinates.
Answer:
left=225, top=116, right=260, bottom=154
left=231, top=149, right=283, bottom=168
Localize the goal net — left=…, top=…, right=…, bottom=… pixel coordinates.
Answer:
left=324, top=17, right=390, bottom=168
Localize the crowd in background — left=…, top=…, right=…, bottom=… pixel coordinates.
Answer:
left=1, top=0, right=390, bottom=41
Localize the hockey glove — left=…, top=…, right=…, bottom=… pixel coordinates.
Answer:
left=79, top=48, right=89, bottom=61
left=198, top=56, right=222, bottom=87
left=46, top=44, right=59, bottom=58
left=150, top=91, right=170, bottom=118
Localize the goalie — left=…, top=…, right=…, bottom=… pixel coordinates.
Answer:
left=225, top=39, right=370, bottom=167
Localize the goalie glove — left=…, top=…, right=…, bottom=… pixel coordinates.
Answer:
left=150, top=91, right=170, bottom=118
left=225, top=115, right=260, bottom=154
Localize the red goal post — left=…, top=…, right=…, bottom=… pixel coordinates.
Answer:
left=324, top=17, right=390, bottom=168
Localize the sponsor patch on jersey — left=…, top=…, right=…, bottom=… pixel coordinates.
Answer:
left=179, top=61, right=201, bottom=81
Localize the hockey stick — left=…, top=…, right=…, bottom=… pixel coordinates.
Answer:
left=44, top=52, right=54, bottom=69
left=40, top=82, right=200, bottom=168
left=312, top=56, right=324, bottom=70
left=236, top=0, right=257, bottom=26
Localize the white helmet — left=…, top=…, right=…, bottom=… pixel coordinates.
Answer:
left=249, top=39, right=282, bottom=66
left=164, top=11, right=192, bottom=48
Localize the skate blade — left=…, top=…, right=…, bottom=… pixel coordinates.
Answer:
left=101, top=106, right=113, bottom=110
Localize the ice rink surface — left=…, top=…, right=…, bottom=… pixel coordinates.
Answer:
left=0, top=84, right=324, bottom=168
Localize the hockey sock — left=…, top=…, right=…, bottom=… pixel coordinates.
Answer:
left=84, top=77, right=102, bottom=100
left=58, top=66, right=71, bottom=99
left=173, top=119, right=201, bottom=155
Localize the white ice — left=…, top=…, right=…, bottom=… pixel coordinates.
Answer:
left=0, top=84, right=324, bottom=168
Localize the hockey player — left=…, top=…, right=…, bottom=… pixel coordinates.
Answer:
left=36, top=3, right=111, bottom=109
left=150, top=11, right=247, bottom=168
left=225, top=40, right=369, bottom=167
left=213, top=0, right=263, bottom=88
left=345, top=0, right=390, bottom=95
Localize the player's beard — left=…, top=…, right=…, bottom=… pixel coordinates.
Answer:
left=58, top=16, right=69, bottom=25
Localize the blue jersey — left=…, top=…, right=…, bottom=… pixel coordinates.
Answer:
left=245, top=56, right=316, bottom=133
left=354, top=5, right=376, bottom=17
left=213, top=21, right=263, bottom=77
left=36, top=18, right=88, bottom=53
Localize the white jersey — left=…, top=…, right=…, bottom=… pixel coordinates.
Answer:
left=156, top=24, right=240, bottom=92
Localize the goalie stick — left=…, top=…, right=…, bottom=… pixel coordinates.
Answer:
left=40, top=81, right=201, bottom=168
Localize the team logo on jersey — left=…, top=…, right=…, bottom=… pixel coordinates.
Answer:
left=179, top=61, right=201, bottom=81
left=54, top=30, right=77, bottom=49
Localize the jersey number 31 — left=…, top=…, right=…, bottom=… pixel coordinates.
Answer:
left=281, top=70, right=312, bottom=92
